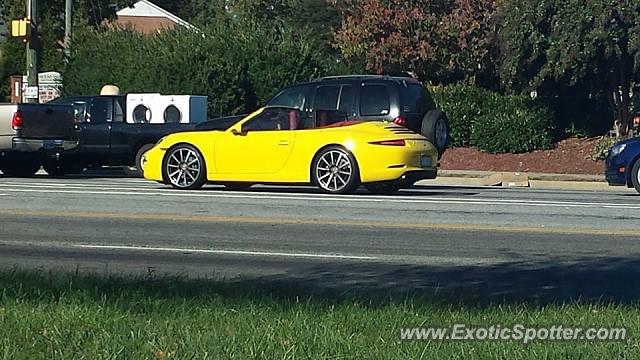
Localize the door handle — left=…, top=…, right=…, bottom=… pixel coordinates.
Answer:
left=277, top=140, right=289, bottom=146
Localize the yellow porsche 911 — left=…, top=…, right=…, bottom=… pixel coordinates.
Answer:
left=142, top=106, right=439, bottom=194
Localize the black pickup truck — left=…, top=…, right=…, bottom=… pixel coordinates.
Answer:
left=49, top=95, right=196, bottom=176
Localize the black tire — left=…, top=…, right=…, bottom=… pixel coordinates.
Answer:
left=311, top=146, right=360, bottom=194
left=421, top=110, right=449, bottom=157
left=43, top=162, right=66, bottom=176
left=135, top=144, right=155, bottom=177
left=631, top=159, right=640, bottom=194
left=365, top=181, right=403, bottom=195
left=43, top=161, right=84, bottom=177
left=0, top=160, right=41, bottom=177
left=162, top=144, right=207, bottom=190
left=223, top=182, right=253, bottom=191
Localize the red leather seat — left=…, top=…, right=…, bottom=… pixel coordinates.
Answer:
left=288, top=110, right=299, bottom=130
left=318, top=111, right=329, bottom=127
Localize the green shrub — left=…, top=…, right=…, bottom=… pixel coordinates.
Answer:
left=430, top=83, right=493, bottom=147
left=471, top=95, right=555, bottom=153
left=587, top=136, right=618, bottom=161
left=431, top=82, right=555, bottom=153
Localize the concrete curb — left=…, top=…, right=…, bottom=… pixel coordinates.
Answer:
left=417, top=170, right=638, bottom=192
left=439, top=170, right=605, bottom=183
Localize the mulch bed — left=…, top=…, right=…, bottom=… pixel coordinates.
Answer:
left=440, top=137, right=605, bottom=175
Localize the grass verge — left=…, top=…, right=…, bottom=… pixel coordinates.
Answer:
left=0, top=269, right=637, bottom=359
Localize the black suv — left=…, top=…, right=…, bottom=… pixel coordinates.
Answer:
left=265, top=75, right=449, bottom=155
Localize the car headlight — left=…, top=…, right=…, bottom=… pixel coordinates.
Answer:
left=610, top=143, right=626, bottom=157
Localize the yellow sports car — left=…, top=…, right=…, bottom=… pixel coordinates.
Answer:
left=142, top=107, right=439, bottom=194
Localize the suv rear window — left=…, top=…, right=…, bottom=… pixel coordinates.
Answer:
left=360, top=85, right=390, bottom=116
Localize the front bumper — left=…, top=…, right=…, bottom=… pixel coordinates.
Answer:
left=12, top=138, right=79, bottom=153
left=142, top=146, right=166, bottom=182
left=605, top=155, right=628, bottom=186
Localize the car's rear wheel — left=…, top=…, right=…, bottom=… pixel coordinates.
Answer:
left=631, top=159, right=640, bottom=194
left=163, top=144, right=206, bottom=190
left=312, top=146, right=359, bottom=194
left=365, top=181, right=403, bottom=195
left=421, top=110, right=449, bottom=157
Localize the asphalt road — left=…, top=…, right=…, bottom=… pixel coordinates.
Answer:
left=0, top=173, right=639, bottom=302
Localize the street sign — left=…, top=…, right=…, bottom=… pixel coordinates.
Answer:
left=24, top=86, right=39, bottom=99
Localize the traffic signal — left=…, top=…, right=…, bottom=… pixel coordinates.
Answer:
left=11, top=18, right=32, bottom=41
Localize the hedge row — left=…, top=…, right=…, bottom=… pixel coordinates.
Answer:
left=431, top=83, right=555, bottom=153
left=63, top=21, right=347, bottom=117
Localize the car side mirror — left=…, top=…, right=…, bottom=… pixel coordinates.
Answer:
left=231, top=128, right=246, bottom=136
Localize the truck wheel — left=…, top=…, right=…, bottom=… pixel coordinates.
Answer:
left=0, top=160, right=41, bottom=177
left=421, top=110, right=449, bottom=157
left=43, top=162, right=66, bottom=176
left=135, top=144, right=155, bottom=177
left=631, top=159, right=640, bottom=194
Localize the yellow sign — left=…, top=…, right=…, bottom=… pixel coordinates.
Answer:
left=11, top=19, right=31, bottom=39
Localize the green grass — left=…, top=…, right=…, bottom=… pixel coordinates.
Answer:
left=0, top=269, right=638, bottom=359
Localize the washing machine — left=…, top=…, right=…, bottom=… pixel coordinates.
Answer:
left=125, top=93, right=207, bottom=124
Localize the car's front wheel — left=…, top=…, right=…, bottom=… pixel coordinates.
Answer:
left=631, top=159, right=640, bottom=194
left=163, top=144, right=206, bottom=190
left=312, top=146, right=359, bottom=194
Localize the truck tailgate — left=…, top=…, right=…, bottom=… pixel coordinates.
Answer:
left=19, top=103, right=76, bottom=139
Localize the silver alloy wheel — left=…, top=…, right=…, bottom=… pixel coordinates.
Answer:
left=637, top=166, right=640, bottom=184
left=166, top=147, right=201, bottom=188
left=315, top=150, right=353, bottom=192
left=435, top=118, right=448, bottom=149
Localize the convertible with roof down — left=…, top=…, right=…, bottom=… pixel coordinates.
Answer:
left=142, top=106, right=439, bottom=194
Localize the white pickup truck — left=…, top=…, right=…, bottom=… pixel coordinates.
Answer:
left=0, top=103, right=78, bottom=176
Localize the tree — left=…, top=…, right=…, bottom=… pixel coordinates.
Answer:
left=0, top=0, right=134, bottom=100
left=497, top=0, right=640, bottom=135
left=333, top=0, right=497, bottom=84
left=63, top=20, right=340, bottom=116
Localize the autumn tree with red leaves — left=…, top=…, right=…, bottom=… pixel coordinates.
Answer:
left=333, top=0, right=497, bottom=84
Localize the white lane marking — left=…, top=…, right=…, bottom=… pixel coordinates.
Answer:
left=0, top=194, right=7, bottom=196
left=2, top=185, right=640, bottom=210
left=75, top=244, right=378, bottom=260
left=0, top=181, right=632, bottom=205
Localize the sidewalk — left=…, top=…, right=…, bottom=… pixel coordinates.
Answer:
left=417, top=170, right=637, bottom=192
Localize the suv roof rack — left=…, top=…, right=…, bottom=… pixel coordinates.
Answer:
left=317, top=74, right=420, bottom=83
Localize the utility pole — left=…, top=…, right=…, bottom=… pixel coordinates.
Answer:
left=64, top=0, right=72, bottom=61
left=25, top=0, right=39, bottom=103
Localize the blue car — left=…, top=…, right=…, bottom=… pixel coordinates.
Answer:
left=606, top=136, right=640, bottom=193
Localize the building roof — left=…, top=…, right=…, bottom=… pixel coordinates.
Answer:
left=116, top=0, right=197, bottom=31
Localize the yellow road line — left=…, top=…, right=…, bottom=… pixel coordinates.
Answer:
left=0, top=209, right=635, bottom=237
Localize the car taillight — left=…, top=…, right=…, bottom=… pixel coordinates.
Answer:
left=393, top=117, right=406, bottom=126
left=368, top=139, right=406, bottom=146
left=11, top=110, right=23, bottom=130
